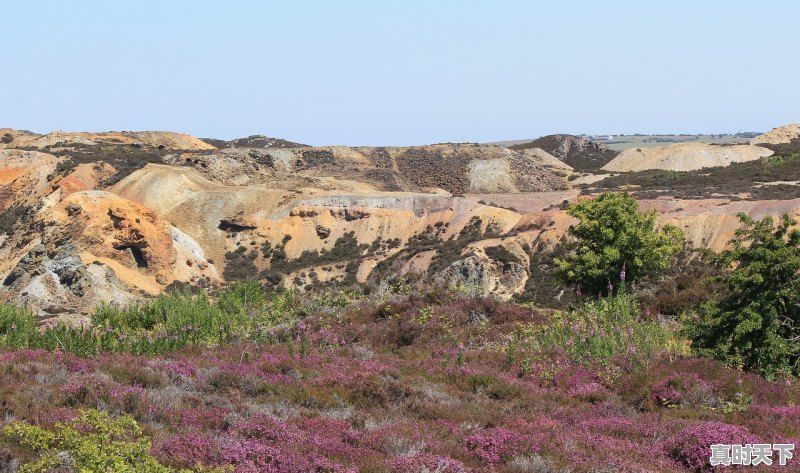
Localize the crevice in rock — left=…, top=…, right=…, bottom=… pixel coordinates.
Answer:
left=118, top=245, right=148, bottom=268
left=218, top=220, right=256, bottom=232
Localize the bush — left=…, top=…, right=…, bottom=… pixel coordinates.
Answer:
left=484, top=245, right=520, bottom=267
left=89, top=290, right=247, bottom=354
left=464, top=428, right=536, bottom=466
left=555, top=192, right=684, bottom=295
left=685, top=213, right=800, bottom=378
left=665, top=421, right=759, bottom=471
left=459, top=374, right=521, bottom=400
left=2, top=409, right=172, bottom=472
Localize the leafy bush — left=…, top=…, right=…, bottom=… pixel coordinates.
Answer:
left=555, top=192, right=684, bottom=295
left=685, top=213, right=800, bottom=378
left=93, top=290, right=245, bottom=339
left=2, top=409, right=172, bottom=472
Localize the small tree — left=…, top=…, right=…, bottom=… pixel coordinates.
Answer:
left=685, top=213, right=800, bottom=378
left=555, top=192, right=684, bottom=295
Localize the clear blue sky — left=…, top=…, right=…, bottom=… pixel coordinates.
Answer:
left=1, top=1, right=798, bottom=146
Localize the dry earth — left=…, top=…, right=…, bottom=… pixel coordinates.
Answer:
left=601, top=142, right=774, bottom=172
left=751, top=124, right=800, bottom=145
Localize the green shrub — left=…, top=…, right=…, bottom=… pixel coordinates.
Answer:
left=2, top=409, right=171, bottom=473
left=461, top=374, right=521, bottom=400
left=216, top=280, right=268, bottom=315
left=684, top=213, right=800, bottom=378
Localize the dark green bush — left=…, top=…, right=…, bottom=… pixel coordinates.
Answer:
left=685, top=213, right=800, bottom=378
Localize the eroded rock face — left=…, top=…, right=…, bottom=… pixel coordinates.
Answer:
left=3, top=243, right=88, bottom=316
left=49, top=192, right=175, bottom=274
left=0, top=189, right=217, bottom=316
left=438, top=254, right=528, bottom=298
left=0, top=149, right=61, bottom=211
left=509, top=135, right=619, bottom=170
left=2, top=127, right=800, bottom=317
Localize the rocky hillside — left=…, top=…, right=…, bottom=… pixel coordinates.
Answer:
left=3, top=126, right=800, bottom=319
left=0, top=129, right=214, bottom=151
left=0, top=129, right=572, bottom=318
left=509, top=134, right=619, bottom=170
left=200, top=134, right=308, bottom=149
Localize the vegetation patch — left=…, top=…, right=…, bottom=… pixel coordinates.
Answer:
left=0, top=281, right=796, bottom=472
left=2, top=410, right=182, bottom=473
left=41, top=143, right=171, bottom=186
left=586, top=143, right=800, bottom=200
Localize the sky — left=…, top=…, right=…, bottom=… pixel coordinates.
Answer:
left=1, top=0, right=799, bottom=146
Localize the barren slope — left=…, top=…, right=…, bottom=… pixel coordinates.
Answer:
left=601, top=142, right=774, bottom=172
left=751, top=124, right=800, bottom=145
left=0, top=129, right=215, bottom=150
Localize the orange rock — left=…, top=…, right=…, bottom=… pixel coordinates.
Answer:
left=45, top=191, right=176, bottom=277
left=57, top=162, right=116, bottom=196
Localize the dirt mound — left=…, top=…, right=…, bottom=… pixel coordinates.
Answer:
left=0, top=129, right=214, bottom=150
left=0, top=149, right=61, bottom=211
left=601, top=143, right=774, bottom=172
left=751, top=124, right=800, bottom=145
left=395, top=146, right=471, bottom=193
left=518, top=148, right=573, bottom=176
left=509, top=134, right=618, bottom=170
left=0, top=128, right=40, bottom=148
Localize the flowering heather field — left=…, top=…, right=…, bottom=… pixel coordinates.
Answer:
left=0, top=287, right=799, bottom=472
